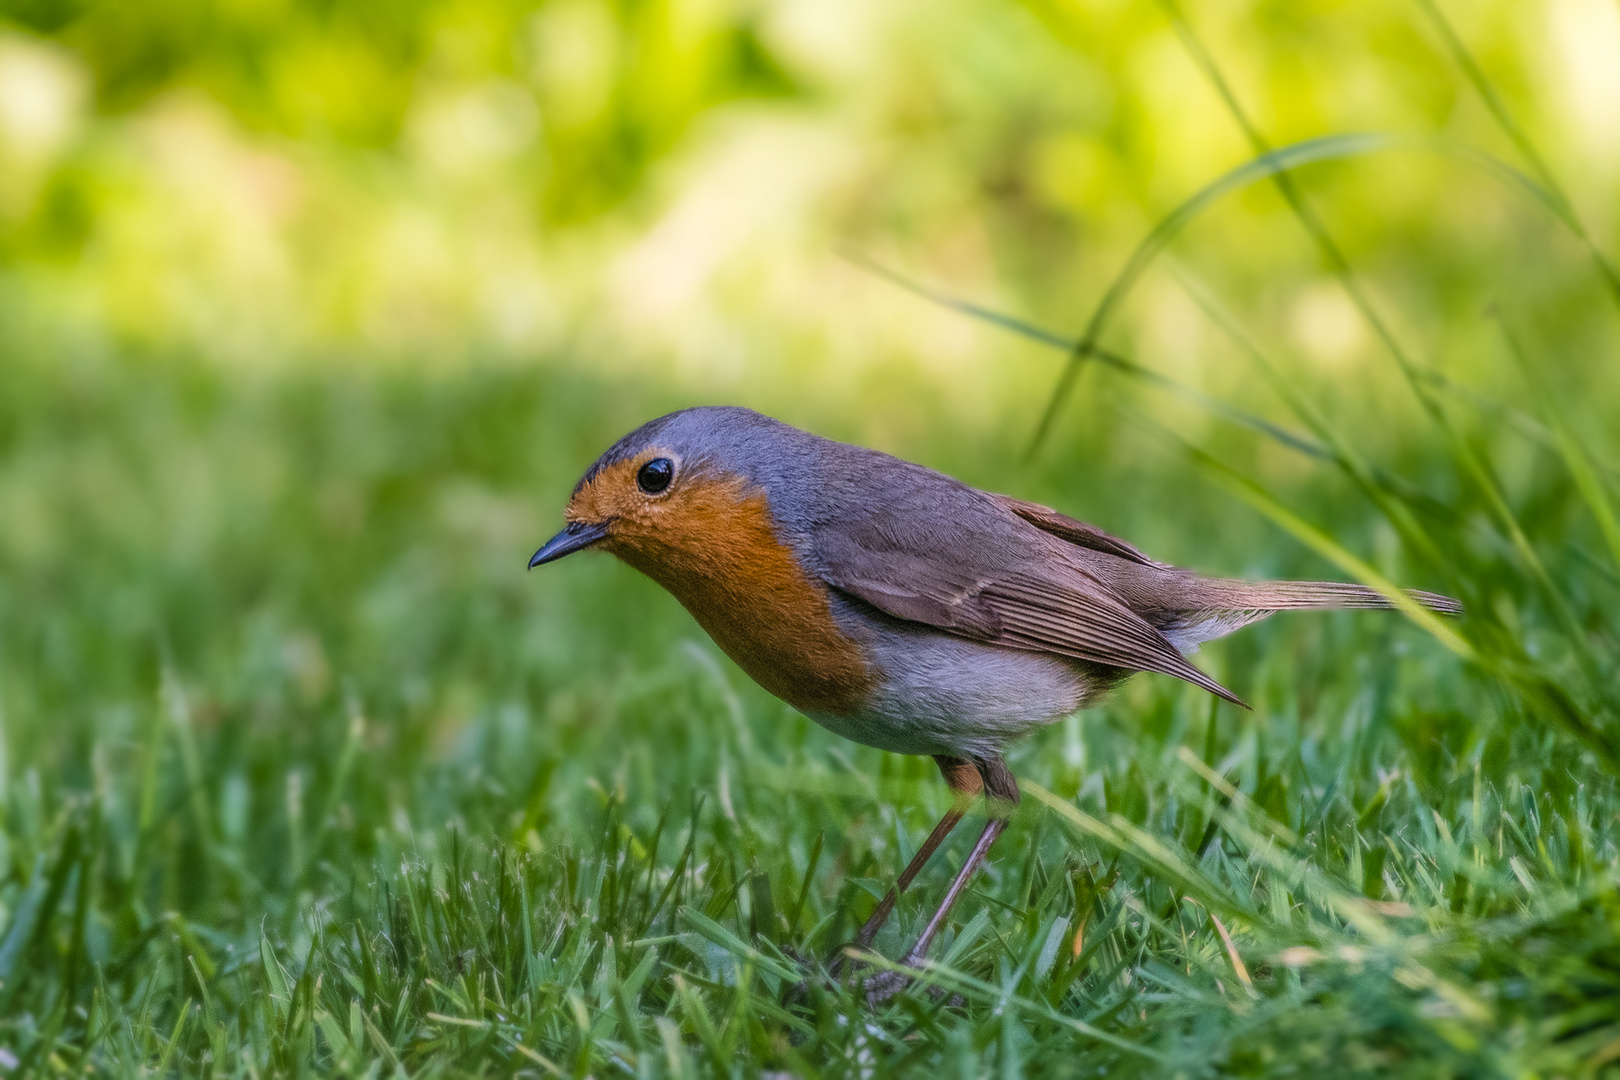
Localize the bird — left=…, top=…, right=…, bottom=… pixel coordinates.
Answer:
left=527, top=405, right=1460, bottom=995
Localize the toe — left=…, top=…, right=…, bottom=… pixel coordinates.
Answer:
left=862, top=968, right=911, bottom=1005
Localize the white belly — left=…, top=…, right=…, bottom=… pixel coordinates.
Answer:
left=809, top=621, right=1109, bottom=758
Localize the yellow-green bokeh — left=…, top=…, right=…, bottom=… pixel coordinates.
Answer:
left=2, top=1, right=1616, bottom=456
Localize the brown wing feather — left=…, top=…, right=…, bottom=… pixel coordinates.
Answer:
left=991, top=495, right=1461, bottom=620
left=814, top=512, right=1248, bottom=708
left=990, top=495, right=1169, bottom=568
left=983, top=574, right=1248, bottom=705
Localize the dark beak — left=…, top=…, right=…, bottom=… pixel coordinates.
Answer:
left=528, top=520, right=612, bottom=568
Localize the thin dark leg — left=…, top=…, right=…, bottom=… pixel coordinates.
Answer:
left=866, top=753, right=1020, bottom=1001
left=852, top=807, right=965, bottom=950
left=832, top=756, right=981, bottom=971
left=896, top=817, right=1007, bottom=966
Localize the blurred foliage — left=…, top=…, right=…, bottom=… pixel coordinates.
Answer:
left=0, top=0, right=796, bottom=201
left=0, top=0, right=805, bottom=358
left=0, top=0, right=1613, bottom=403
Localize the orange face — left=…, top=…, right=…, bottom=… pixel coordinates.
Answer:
left=563, top=450, right=692, bottom=550
left=565, top=450, right=771, bottom=587
left=541, top=450, right=876, bottom=716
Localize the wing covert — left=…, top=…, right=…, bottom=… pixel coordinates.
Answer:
left=811, top=495, right=1247, bottom=707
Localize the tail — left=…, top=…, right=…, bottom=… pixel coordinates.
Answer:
left=1199, top=579, right=1462, bottom=615
left=1151, top=577, right=1462, bottom=652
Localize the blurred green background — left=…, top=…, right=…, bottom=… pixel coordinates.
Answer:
left=4, top=0, right=1615, bottom=413
left=4, top=0, right=1620, bottom=1074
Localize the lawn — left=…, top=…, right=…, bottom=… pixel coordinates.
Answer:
left=3, top=309, right=1619, bottom=1075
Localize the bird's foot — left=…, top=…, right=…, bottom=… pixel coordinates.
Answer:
left=861, top=965, right=914, bottom=1004
left=826, top=944, right=961, bottom=1007
left=862, top=951, right=953, bottom=1004
left=822, top=943, right=914, bottom=1003
left=863, top=955, right=968, bottom=1006
left=782, top=943, right=885, bottom=1010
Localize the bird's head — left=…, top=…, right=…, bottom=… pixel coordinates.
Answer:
left=528, top=406, right=800, bottom=577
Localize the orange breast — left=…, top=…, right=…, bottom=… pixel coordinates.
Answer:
left=605, top=478, right=876, bottom=716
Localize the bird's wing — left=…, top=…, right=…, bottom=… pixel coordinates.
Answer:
left=988, top=495, right=1170, bottom=568
left=811, top=490, right=1247, bottom=707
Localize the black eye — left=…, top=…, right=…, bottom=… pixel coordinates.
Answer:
left=636, top=457, right=674, bottom=494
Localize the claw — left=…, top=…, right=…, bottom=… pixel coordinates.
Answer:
left=863, top=966, right=914, bottom=1004
left=863, top=960, right=965, bottom=1006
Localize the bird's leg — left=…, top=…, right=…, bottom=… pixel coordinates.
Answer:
left=830, top=756, right=980, bottom=973
left=901, top=754, right=1020, bottom=965
left=866, top=754, right=1019, bottom=1002
left=850, top=756, right=981, bottom=951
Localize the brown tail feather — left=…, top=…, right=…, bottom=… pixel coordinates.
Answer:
left=1149, top=577, right=1461, bottom=652
left=1197, top=579, right=1463, bottom=616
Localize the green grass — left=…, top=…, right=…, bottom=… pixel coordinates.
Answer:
left=2, top=311, right=1619, bottom=1077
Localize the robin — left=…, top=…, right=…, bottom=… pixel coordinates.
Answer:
left=528, top=406, right=1459, bottom=993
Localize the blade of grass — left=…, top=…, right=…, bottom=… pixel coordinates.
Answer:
left=1496, top=314, right=1620, bottom=576
left=847, top=251, right=1333, bottom=462
left=1148, top=411, right=1475, bottom=660
left=1169, top=268, right=1455, bottom=577
left=858, top=251, right=1575, bottom=617
left=1179, top=270, right=1620, bottom=596
left=310, top=701, right=364, bottom=854
left=858, top=949, right=1169, bottom=1063
left=1411, top=0, right=1620, bottom=302
left=1023, top=125, right=1590, bottom=461
left=1159, top=1, right=1605, bottom=688
left=1142, top=408, right=1620, bottom=767
left=1022, top=781, right=1255, bottom=931
left=1026, top=130, right=1399, bottom=456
